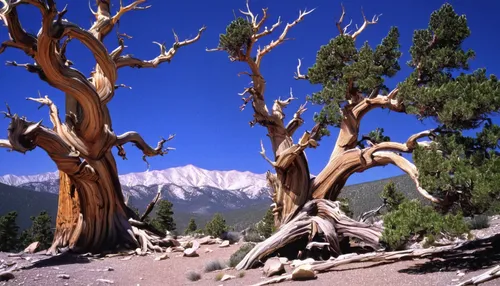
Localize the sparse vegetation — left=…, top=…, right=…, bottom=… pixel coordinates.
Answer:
left=186, top=271, right=201, bottom=282
left=229, top=243, right=255, bottom=267
left=238, top=272, right=245, bottom=278
left=20, top=211, right=53, bottom=250
left=243, top=228, right=264, bottom=243
left=204, top=260, right=226, bottom=272
left=223, top=231, right=241, bottom=244
left=205, top=213, right=229, bottom=238
left=215, top=272, right=224, bottom=281
left=185, top=218, right=198, bottom=235
left=255, top=207, right=276, bottom=238
left=468, top=215, right=490, bottom=230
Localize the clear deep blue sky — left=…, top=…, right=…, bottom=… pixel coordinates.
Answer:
left=0, top=0, right=498, bottom=185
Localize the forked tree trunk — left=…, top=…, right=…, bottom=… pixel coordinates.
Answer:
left=0, top=0, right=204, bottom=254
left=207, top=1, right=444, bottom=270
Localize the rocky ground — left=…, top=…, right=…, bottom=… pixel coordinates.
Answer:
left=1, top=217, right=500, bottom=286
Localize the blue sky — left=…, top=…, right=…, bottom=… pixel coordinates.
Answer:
left=0, top=0, right=498, bottom=185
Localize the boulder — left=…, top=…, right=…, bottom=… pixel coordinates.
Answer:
left=219, top=240, right=230, bottom=248
left=291, top=264, right=316, bottom=281
left=263, top=257, right=285, bottom=277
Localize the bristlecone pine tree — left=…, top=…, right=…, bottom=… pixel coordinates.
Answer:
left=0, top=0, right=204, bottom=254
left=0, top=211, right=20, bottom=252
left=209, top=2, right=500, bottom=269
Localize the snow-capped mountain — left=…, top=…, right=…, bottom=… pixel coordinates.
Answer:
left=0, top=164, right=270, bottom=200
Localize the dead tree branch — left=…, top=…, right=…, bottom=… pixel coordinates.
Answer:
left=256, top=8, right=314, bottom=66
left=351, top=9, right=381, bottom=40
left=115, top=132, right=175, bottom=168
left=115, top=27, right=206, bottom=69
left=140, top=188, right=162, bottom=222
left=294, top=58, right=308, bottom=80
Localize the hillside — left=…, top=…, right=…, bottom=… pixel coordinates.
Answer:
left=0, top=173, right=420, bottom=232
left=340, top=174, right=421, bottom=218
left=0, top=182, right=58, bottom=230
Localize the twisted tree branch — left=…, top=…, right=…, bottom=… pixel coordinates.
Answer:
left=256, top=8, right=314, bottom=67
left=115, top=132, right=175, bottom=168
left=115, top=27, right=206, bottom=69
left=294, top=58, right=308, bottom=80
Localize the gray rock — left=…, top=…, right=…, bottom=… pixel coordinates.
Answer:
left=263, top=257, right=285, bottom=277
left=219, top=240, right=230, bottom=248
left=57, top=274, right=70, bottom=279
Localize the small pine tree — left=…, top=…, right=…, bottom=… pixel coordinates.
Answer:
left=380, top=182, right=406, bottom=212
left=185, top=218, right=197, bottom=235
left=0, top=211, right=20, bottom=252
left=22, top=211, right=54, bottom=250
left=151, top=200, right=176, bottom=234
left=382, top=200, right=469, bottom=250
left=128, top=203, right=140, bottom=218
left=205, top=213, right=228, bottom=238
left=338, top=197, right=354, bottom=218
left=255, top=208, right=276, bottom=238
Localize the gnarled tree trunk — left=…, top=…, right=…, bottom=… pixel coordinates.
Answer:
left=0, top=0, right=204, bottom=254
left=208, top=2, right=443, bottom=269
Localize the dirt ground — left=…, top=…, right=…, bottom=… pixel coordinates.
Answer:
left=1, top=239, right=500, bottom=286
left=2, top=217, right=500, bottom=286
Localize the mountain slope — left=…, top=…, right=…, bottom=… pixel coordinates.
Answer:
left=0, top=182, right=58, bottom=230
left=0, top=172, right=422, bottom=232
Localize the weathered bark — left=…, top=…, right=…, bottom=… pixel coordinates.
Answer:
left=210, top=2, right=444, bottom=269
left=0, top=0, right=204, bottom=254
left=236, top=199, right=382, bottom=270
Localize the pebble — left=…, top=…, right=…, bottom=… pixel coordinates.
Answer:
left=57, top=274, right=70, bottom=279
left=97, top=278, right=115, bottom=284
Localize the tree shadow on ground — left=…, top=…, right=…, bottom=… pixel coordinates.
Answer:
left=399, top=234, right=500, bottom=275
left=20, top=251, right=91, bottom=270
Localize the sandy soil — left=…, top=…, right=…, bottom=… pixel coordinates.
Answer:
left=1, top=240, right=499, bottom=286
left=2, top=217, right=500, bottom=286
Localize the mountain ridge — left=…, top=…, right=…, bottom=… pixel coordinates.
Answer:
left=0, top=164, right=269, bottom=199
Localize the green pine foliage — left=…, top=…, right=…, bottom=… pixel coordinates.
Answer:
left=338, top=197, right=354, bottom=218
left=306, top=26, right=401, bottom=137
left=381, top=182, right=469, bottom=250
left=0, top=211, right=20, bottom=252
left=205, top=213, right=228, bottom=238
left=151, top=200, right=176, bottom=234
left=255, top=207, right=276, bottom=238
left=185, top=218, right=198, bottom=235
left=304, top=3, right=499, bottom=215
left=21, top=211, right=53, bottom=250
left=380, top=181, right=406, bottom=212
left=382, top=199, right=469, bottom=250
left=216, top=17, right=253, bottom=60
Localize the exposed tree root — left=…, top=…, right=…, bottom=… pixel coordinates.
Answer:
left=455, top=265, right=500, bottom=286
left=253, top=241, right=470, bottom=286
left=236, top=199, right=382, bottom=270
